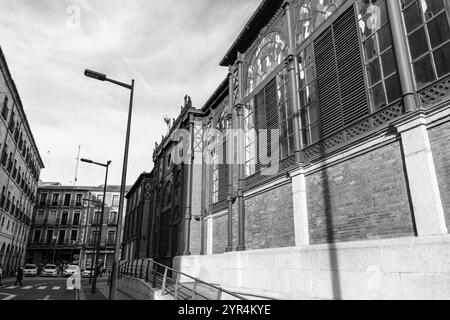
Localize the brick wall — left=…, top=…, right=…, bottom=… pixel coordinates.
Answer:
left=306, top=141, right=415, bottom=244
left=245, top=183, right=295, bottom=250
left=429, top=120, right=450, bottom=231
left=212, top=213, right=228, bottom=254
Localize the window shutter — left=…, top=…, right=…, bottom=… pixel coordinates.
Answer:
left=265, top=78, right=279, bottom=159
left=314, top=5, right=368, bottom=138
left=334, top=6, right=368, bottom=125
left=218, top=137, right=228, bottom=202
left=254, top=87, right=267, bottom=173
left=315, top=27, right=342, bottom=137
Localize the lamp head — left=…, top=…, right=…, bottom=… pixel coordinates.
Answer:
left=84, top=69, right=107, bottom=81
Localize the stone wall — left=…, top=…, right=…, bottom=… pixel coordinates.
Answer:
left=429, top=119, right=450, bottom=231
left=174, top=235, right=450, bottom=300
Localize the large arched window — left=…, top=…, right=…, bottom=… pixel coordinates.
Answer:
left=246, top=31, right=288, bottom=95
left=295, top=0, right=344, bottom=46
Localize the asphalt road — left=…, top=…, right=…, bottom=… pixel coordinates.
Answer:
left=0, top=277, right=77, bottom=300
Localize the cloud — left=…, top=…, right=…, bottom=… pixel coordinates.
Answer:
left=0, top=0, right=261, bottom=186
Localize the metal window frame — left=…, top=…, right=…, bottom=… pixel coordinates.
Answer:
left=401, top=0, right=450, bottom=88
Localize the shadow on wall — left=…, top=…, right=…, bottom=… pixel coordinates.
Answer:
left=320, top=142, right=342, bottom=300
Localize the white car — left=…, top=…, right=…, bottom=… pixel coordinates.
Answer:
left=63, top=265, right=80, bottom=277
left=81, top=267, right=93, bottom=278
left=42, top=264, right=58, bottom=277
left=23, top=264, right=38, bottom=277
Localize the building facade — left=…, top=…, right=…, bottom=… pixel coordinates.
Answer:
left=125, top=0, right=450, bottom=299
left=122, top=172, right=154, bottom=261
left=0, top=46, right=44, bottom=276
left=28, top=184, right=127, bottom=271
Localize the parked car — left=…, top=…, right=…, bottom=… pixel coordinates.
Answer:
left=23, top=264, right=38, bottom=277
left=42, top=264, right=58, bottom=277
left=81, top=267, right=93, bottom=278
left=63, top=265, right=80, bottom=277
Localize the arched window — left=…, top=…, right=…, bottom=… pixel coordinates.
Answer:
left=246, top=31, right=288, bottom=95
left=295, top=0, right=344, bottom=46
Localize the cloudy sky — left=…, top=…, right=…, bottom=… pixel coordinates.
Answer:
left=0, top=0, right=260, bottom=186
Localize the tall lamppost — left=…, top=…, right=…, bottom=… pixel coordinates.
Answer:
left=82, top=196, right=101, bottom=284
left=84, top=69, right=134, bottom=300
left=80, top=158, right=111, bottom=294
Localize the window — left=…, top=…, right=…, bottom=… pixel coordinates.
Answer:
left=73, top=212, right=80, bottom=225
left=244, top=101, right=256, bottom=177
left=52, top=193, right=59, bottom=205
left=36, top=210, right=45, bottom=224
left=109, top=211, right=117, bottom=224
left=48, top=210, right=57, bottom=224
left=70, top=230, right=78, bottom=242
left=254, top=78, right=279, bottom=171
left=61, top=211, right=68, bottom=225
left=211, top=149, right=219, bottom=204
left=112, top=195, right=119, bottom=206
left=277, top=68, right=295, bottom=158
left=247, top=31, right=288, bottom=95
left=64, top=194, right=71, bottom=206
left=1, top=96, right=8, bottom=120
left=91, top=230, right=99, bottom=244
left=295, top=0, right=345, bottom=46
left=299, top=44, right=320, bottom=146
left=58, top=229, right=66, bottom=244
left=296, top=4, right=371, bottom=146
left=401, top=0, right=450, bottom=87
left=39, top=193, right=47, bottom=205
left=75, top=194, right=82, bottom=206
left=107, top=231, right=116, bottom=245
left=358, top=0, right=401, bottom=111
left=97, top=194, right=103, bottom=203
left=46, top=229, right=54, bottom=243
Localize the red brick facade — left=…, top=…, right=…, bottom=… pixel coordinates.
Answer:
left=306, top=141, right=416, bottom=244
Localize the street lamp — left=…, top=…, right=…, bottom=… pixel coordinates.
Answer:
left=84, top=69, right=134, bottom=300
left=80, top=158, right=111, bottom=294
left=82, top=197, right=102, bottom=284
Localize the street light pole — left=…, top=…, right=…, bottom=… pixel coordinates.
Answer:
left=80, top=158, right=111, bottom=294
left=110, top=79, right=134, bottom=300
left=84, top=68, right=134, bottom=300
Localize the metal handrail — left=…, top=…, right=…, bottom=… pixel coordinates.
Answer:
left=118, top=258, right=247, bottom=300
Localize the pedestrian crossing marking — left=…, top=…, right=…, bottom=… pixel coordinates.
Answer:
left=6, top=286, right=17, bottom=289
left=37, top=286, right=47, bottom=290
left=22, top=286, right=33, bottom=290
left=52, top=286, right=60, bottom=290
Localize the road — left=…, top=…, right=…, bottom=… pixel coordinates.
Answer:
left=0, top=277, right=77, bottom=300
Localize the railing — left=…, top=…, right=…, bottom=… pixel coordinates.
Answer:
left=119, top=259, right=247, bottom=301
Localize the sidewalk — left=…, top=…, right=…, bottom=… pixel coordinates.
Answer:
left=78, top=278, right=134, bottom=300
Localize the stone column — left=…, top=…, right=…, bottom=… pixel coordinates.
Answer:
left=290, top=168, right=310, bottom=246
left=397, top=115, right=448, bottom=236
left=235, top=53, right=246, bottom=251
left=226, top=66, right=235, bottom=252
left=183, top=115, right=196, bottom=256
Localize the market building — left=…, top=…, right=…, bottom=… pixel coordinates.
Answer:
left=125, top=0, right=450, bottom=299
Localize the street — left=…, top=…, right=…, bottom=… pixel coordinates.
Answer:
left=0, top=277, right=77, bottom=300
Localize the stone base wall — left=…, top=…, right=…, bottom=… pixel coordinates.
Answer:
left=174, top=235, right=450, bottom=300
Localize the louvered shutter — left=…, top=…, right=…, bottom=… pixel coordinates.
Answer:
left=265, top=79, right=279, bottom=159
left=314, top=5, right=368, bottom=138
left=254, top=88, right=267, bottom=173
left=218, top=137, right=228, bottom=202
left=334, top=7, right=368, bottom=125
